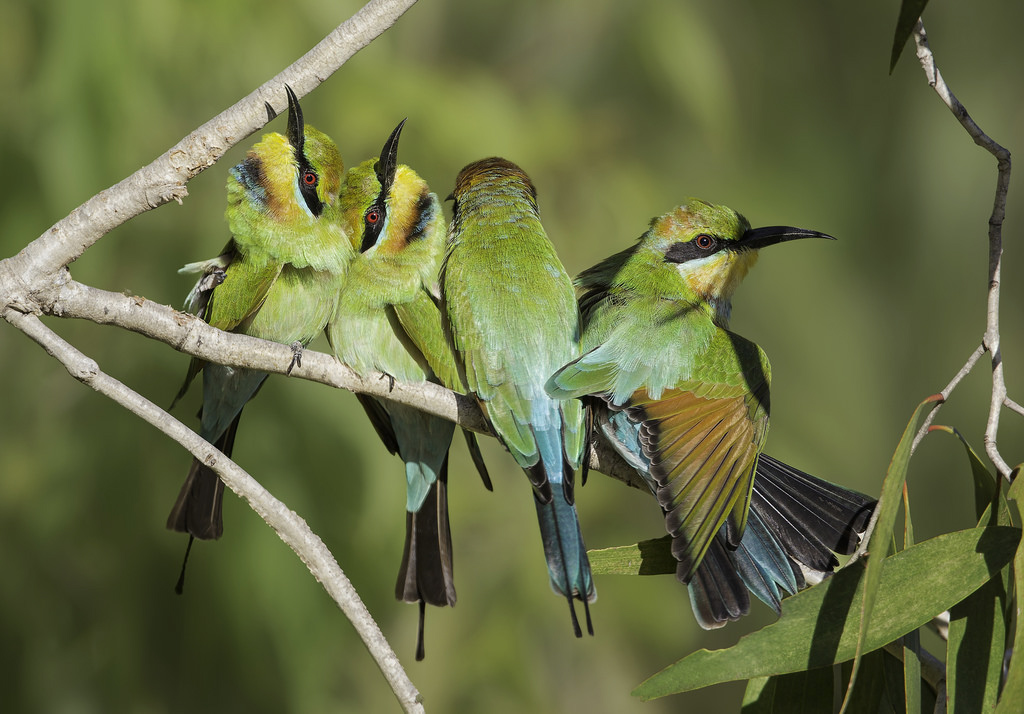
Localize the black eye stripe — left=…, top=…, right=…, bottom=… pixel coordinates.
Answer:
left=296, top=154, right=323, bottom=217
left=360, top=199, right=387, bottom=252
left=664, top=235, right=721, bottom=263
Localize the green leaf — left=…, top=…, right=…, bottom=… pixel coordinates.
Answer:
left=900, top=484, right=921, bottom=714
left=936, top=430, right=1010, bottom=712
left=843, top=395, right=940, bottom=709
left=739, top=667, right=834, bottom=713
left=633, top=525, right=1020, bottom=700
left=994, top=470, right=1024, bottom=713
left=843, top=650, right=889, bottom=714
left=948, top=576, right=1007, bottom=712
left=741, top=677, right=773, bottom=712
left=902, top=629, right=922, bottom=714
left=931, top=424, right=1008, bottom=526
left=890, top=0, right=931, bottom=72
left=588, top=535, right=675, bottom=575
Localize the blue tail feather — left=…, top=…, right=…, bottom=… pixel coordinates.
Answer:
left=727, top=509, right=800, bottom=611
left=686, top=455, right=874, bottom=628
left=386, top=401, right=456, bottom=513
left=686, top=511, right=798, bottom=628
left=534, top=491, right=594, bottom=599
left=533, top=414, right=594, bottom=585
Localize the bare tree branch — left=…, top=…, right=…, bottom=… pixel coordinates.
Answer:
left=909, top=345, right=982, bottom=454
left=3, top=309, right=426, bottom=713
left=46, top=277, right=643, bottom=488
left=1006, top=397, right=1024, bottom=419
left=0, top=0, right=419, bottom=316
left=0, top=1, right=445, bottom=710
left=906, top=19, right=1016, bottom=479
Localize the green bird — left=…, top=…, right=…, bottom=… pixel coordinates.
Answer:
left=327, top=121, right=491, bottom=660
left=547, top=199, right=875, bottom=627
left=168, top=86, right=349, bottom=545
left=441, top=157, right=594, bottom=636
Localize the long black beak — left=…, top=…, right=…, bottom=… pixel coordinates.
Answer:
left=738, top=226, right=836, bottom=251
left=375, top=118, right=407, bottom=195
left=284, top=85, right=305, bottom=156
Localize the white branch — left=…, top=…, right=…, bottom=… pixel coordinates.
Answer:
left=0, top=1, right=445, bottom=710
left=0, top=0, right=420, bottom=314
left=46, top=277, right=644, bottom=487
left=3, top=309, right=425, bottom=713
left=908, top=20, right=1016, bottom=479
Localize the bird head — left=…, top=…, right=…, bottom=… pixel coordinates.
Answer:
left=627, top=199, right=834, bottom=325
left=339, top=120, right=444, bottom=285
left=227, top=85, right=344, bottom=226
left=448, top=157, right=539, bottom=232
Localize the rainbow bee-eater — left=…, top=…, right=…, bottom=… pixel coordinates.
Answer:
left=327, top=121, right=490, bottom=660
left=168, top=86, right=349, bottom=545
left=440, top=158, right=594, bottom=636
left=547, top=199, right=875, bottom=627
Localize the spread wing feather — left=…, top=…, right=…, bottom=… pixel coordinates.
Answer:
left=621, top=385, right=766, bottom=583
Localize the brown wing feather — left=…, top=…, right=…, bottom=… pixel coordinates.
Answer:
left=625, top=387, right=763, bottom=583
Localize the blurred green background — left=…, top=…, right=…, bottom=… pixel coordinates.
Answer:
left=2, top=0, right=1023, bottom=711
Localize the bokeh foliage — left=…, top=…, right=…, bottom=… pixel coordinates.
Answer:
left=2, top=0, right=1023, bottom=711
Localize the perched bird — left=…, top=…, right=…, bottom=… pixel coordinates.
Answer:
left=441, top=158, right=595, bottom=636
left=547, top=199, right=875, bottom=627
left=168, top=86, right=349, bottom=546
left=327, top=121, right=490, bottom=660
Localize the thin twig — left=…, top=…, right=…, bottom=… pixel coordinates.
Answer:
left=1005, top=396, right=1024, bottom=419
left=911, top=20, right=1015, bottom=479
left=4, top=310, right=426, bottom=713
left=909, top=345, right=983, bottom=455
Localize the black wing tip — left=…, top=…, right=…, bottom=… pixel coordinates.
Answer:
left=686, top=543, right=752, bottom=628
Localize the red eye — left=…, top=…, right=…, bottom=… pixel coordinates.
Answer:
left=695, top=234, right=715, bottom=250
left=365, top=208, right=380, bottom=225
left=302, top=170, right=318, bottom=186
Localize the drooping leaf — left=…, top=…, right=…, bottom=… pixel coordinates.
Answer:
left=935, top=427, right=1009, bottom=712
left=948, top=575, right=1007, bottom=712
left=902, top=629, right=922, bottom=714
left=742, top=647, right=901, bottom=712
left=890, top=0, right=931, bottom=72
left=741, top=677, right=773, bottom=712
left=843, top=649, right=890, bottom=714
left=900, top=485, right=922, bottom=714
left=839, top=395, right=939, bottom=710
left=739, top=667, right=834, bottom=713
left=633, top=525, right=1020, bottom=700
left=994, top=468, right=1024, bottom=713
left=930, top=424, right=1008, bottom=526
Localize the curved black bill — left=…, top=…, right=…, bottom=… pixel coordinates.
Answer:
left=738, top=226, right=836, bottom=251
left=284, top=85, right=304, bottom=155
left=376, top=118, right=407, bottom=195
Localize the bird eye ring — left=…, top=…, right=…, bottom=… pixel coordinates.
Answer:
left=365, top=208, right=381, bottom=225
left=302, top=170, right=318, bottom=186
left=695, top=234, right=715, bottom=250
